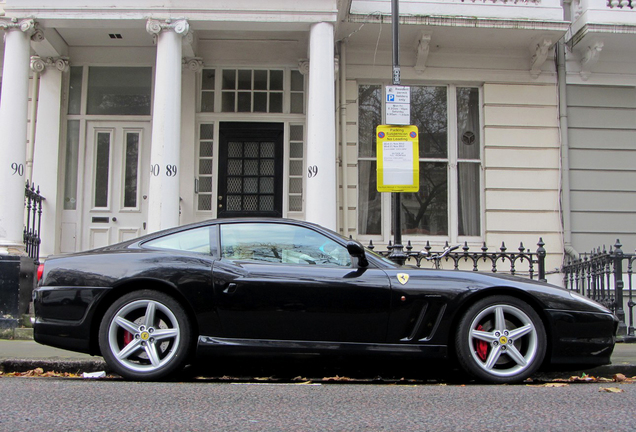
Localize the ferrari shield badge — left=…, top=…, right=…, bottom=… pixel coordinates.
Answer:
left=397, top=273, right=410, bottom=285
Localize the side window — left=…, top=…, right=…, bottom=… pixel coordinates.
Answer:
left=143, top=226, right=214, bottom=255
left=220, top=223, right=351, bottom=267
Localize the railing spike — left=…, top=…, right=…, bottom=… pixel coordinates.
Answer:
left=500, top=242, right=507, bottom=253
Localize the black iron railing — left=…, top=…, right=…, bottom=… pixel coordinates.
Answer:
left=562, top=240, right=634, bottom=337
left=23, top=180, right=44, bottom=263
left=369, top=238, right=546, bottom=281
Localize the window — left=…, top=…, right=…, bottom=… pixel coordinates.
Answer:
left=200, top=68, right=304, bottom=114
left=143, top=226, right=214, bottom=255
left=288, top=124, right=305, bottom=212
left=220, top=223, right=351, bottom=267
left=357, top=84, right=482, bottom=241
left=86, top=67, right=152, bottom=115
left=222, top=69, right=283, bottom=113
left=197, top=124, right=215, bottom=211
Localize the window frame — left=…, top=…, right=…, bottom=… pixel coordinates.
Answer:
left=356, top=82, right=485, bottom=246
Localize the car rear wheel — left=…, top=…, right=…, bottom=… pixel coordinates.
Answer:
left=98, top=290, right=192, bottom=380
left=455, top=295, right=546, bottom=383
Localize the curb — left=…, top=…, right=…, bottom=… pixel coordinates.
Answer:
left=532, top=364, right=636, bottom=381
left=0, top=359, right=108, bottom=374
left=1, top=357, right=635, bottom=381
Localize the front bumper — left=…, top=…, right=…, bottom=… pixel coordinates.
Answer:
left=546, top=309, right=618, bottom=366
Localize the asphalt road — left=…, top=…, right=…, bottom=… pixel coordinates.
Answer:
left=0, top=378, right=634, bottom=431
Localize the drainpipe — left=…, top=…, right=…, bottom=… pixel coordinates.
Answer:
left=339, top=41, right=349, bottom=236
left=557, top=39, right=578, bottom=261
left=26, top=71, right=40, bottom=183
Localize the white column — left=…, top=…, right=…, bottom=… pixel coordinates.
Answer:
left=305, top=22, right=337, bottom=230
left=31, top=57, right=68, bottom=258
left=146, top=19, right=189, bottom=233
left=0, top=19, right=35, bottom=255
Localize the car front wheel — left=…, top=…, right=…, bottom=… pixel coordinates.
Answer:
left=455, top=295, right=546, bottom=383
left=98, top=290, right=192, bottom=380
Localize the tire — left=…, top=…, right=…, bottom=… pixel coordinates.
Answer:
left=98, top=290, right=192, bottom=381
left=455, top=295, right=546, bottom=384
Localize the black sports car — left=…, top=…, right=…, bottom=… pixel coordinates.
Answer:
left=33, top=218, right=618, bottom=383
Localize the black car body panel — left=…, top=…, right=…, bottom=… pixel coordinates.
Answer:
left=33, top=218, right=618, bottom=378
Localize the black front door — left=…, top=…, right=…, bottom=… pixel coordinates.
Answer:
left=218, top=122, right=284, bottom=218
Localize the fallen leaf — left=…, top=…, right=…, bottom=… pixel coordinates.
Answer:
left=292, top=376, right=309, bottom=382
left=527, top=383, right=569, bottom=388
left=614, top=373, right=627, bottom=382
left=599, top=387, right=624, bottom=393
left=569, top=374, right=597, bottom=382
left=598, top=377, right=613, bottom=383
left=322, top=375, right=351, bottom=382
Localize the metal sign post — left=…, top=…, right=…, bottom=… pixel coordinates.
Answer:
left=389, top=0, right=407, bottom=265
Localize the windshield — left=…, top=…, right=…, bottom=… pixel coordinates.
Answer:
left=322, top=225, right=399, bottom=268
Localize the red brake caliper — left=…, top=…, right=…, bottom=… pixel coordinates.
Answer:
left=123, top=331, right=133, bottom=346
left=476, top=325, right=488, bottom=361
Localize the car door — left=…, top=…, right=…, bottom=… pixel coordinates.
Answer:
left=212, top=222, right=392, bottom=343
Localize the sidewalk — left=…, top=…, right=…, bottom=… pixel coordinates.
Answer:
left=1, top=339, right=635, bottom=379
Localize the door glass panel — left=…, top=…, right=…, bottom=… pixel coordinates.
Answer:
left=225, top=141, right=277, bottom=213
left=94, top=132, right=111, bottom=208
left=123, top=132, right=140, bottom=208
left=64, top=120, right=80, bottom=210
left=220, top=223, right=351, bottom=267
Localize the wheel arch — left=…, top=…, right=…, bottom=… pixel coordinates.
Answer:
left=448, top=287, right=553, bottom=367
left=88, top=278, right=200, bottom=356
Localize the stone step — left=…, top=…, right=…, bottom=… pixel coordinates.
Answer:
left=21, top=314, right=34, bottom=328
left=13, top=327, right=34, bottom=340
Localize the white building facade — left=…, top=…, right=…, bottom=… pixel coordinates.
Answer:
left=0, top=0, right=635, bottom=282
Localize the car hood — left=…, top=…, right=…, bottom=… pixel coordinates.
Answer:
left=383, top=266, right=611, bottom=314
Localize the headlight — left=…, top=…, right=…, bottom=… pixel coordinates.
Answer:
left=569, top=291, right=612, bottom=313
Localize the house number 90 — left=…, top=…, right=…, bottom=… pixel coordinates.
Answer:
left=11, top=163, right=24, bottom=177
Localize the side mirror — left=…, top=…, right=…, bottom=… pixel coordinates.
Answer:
left=346, top=241, right=369, bottom=268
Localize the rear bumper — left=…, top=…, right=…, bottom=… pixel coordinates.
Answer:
left=546, top=309, right=618, bottom=366
left=32, top=286, right=110, bottom=355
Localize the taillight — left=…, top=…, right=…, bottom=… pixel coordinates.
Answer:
left=37, top=264, right=44, bottom=282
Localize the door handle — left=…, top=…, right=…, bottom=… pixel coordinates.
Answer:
left=222, top=283, right=237, bottom=294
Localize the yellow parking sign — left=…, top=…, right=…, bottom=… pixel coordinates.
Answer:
left=376, top=125, right=419, bottom=192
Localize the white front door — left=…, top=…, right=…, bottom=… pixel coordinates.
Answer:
left=82, top=121, right=150, bottom=250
